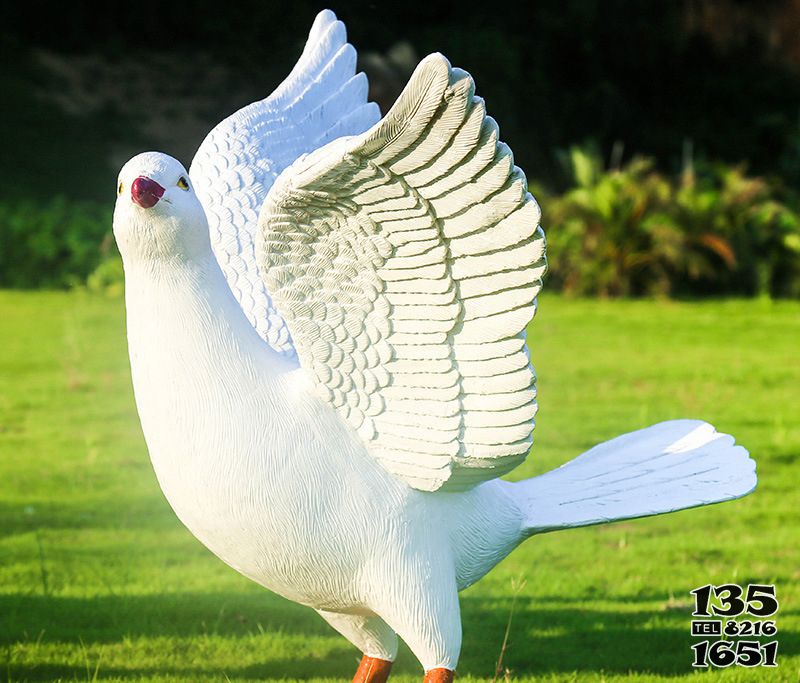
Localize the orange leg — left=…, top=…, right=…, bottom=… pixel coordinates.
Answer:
left=352, top=655, right=393, bottom=683
left=423, top=669, right=455, bottom=683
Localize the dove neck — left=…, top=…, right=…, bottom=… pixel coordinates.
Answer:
left=123, top=252, right=290, bottom=390
left=121, top=252, right=307, bottom=541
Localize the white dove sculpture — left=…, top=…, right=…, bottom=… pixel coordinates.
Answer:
left=113, top=9, right=757, bottom=682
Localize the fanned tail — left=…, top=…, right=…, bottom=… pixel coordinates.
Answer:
left=516, top=420, right=756, bottom=534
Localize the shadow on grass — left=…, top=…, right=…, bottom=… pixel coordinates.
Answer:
left=1, top=661, right=346, bottom=683
left=0, top=499, right=175, bottom=540
left=1, top=592, right=357, bottom=681
left=460, top=595, right=798, bottom=677
left=4, top=591, right=796, bottom=680
left=0, top=592, right=324, bottom=643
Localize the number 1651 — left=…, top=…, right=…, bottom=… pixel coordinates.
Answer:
left=692, top=640, right=778, bottom=668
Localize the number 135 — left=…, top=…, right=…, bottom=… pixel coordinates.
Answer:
left=691, top=584, right=778, bottom=617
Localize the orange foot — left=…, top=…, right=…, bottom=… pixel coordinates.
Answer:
left=352, top=655, right=393, bottom=683
left=424, top=669, right=455, bottom=683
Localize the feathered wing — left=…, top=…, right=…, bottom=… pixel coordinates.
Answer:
left=258, top=54, right=546, bottom=492
left=189, top=10, right=380, bottom=358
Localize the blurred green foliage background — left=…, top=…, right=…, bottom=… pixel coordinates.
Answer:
left=4, top=0, right=800, bottom=296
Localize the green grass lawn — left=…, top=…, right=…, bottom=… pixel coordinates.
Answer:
left=1, top=291, right=798, bottom=682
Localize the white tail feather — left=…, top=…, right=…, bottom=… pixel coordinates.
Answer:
left=516, top=420, right=757, bottom=534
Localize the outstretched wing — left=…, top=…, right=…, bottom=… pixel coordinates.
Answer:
left=190, top=10, right=380, bottom=357
left=259, top=54, right=546, bottom=491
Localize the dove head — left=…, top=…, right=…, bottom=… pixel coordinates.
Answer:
left=113, top=152, right=210, bottom=264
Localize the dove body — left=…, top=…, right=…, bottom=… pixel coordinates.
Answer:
left=114, top=152, right=523, bottom=665
left=113, top=10, right=755, bottom=677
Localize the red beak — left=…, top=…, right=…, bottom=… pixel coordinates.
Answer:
left=131, top=176, right=165, bottom=209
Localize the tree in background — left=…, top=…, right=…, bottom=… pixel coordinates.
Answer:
left=5, top=0, right=800, bottom=202
left=4, top=0, right=800, bottom=296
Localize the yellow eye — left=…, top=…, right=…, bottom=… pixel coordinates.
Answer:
left=177, top=176, right=190, bottom=191
left=118, top=182, right=124, bottom=195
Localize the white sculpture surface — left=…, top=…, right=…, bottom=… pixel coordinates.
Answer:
left=113, top=10, right=757, bottom=681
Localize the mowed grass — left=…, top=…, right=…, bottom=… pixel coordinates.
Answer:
left=0, top=290, right=798, bottom=682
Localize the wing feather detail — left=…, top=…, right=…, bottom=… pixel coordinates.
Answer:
left=258, top=54, right=547, bottom=491
left=189, top=10, right=380, bottom=358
